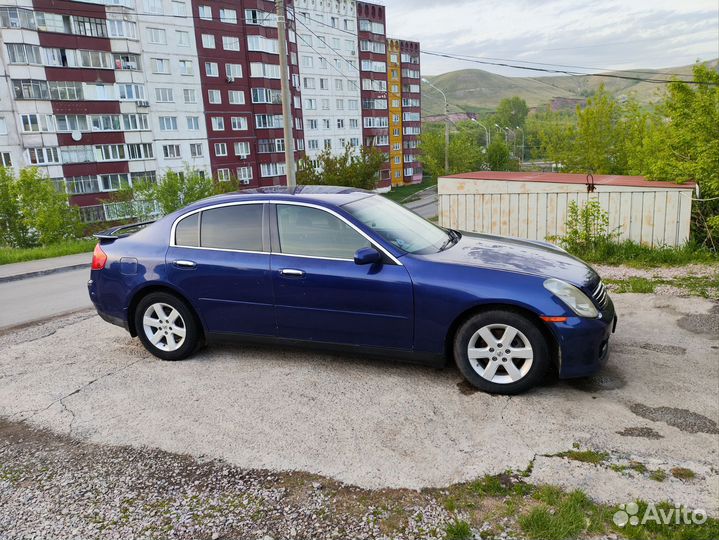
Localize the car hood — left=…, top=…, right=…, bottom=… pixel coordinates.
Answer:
left=417, top=231, right=599, bottom=287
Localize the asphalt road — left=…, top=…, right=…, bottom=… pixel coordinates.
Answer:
left=404, top=186, right=438, bottom=219
left=1, top=293, right=717, bottom=514
left=0, top=269, right=92, bottom=330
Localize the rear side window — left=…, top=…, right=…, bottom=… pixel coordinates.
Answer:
left=175, top=213, right=199, bottom=247
left=200, top=204, right=264, bottom=251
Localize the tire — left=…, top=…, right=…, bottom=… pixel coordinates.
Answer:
left=453, top=310, right=549, bottom=395
left=134, top=292, right=200, bottom=361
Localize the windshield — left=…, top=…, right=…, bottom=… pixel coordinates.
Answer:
left=343, top=195, right=453, bottom=254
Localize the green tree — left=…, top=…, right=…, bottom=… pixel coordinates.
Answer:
left=641, top=64, right=719, bottom=241
left=0, top=167, right=80, bottom=248
left=117, top=168, right=243, bottom=221
left=420, top=121, right=486, bottom=177
left=297, top=144, right=385, bottom=190
left=487, top=138, right=512, bottom=171
left=494, top=96, right=529, bottom=129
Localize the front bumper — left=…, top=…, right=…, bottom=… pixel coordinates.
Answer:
left=554, top=296, right=617, bottom=379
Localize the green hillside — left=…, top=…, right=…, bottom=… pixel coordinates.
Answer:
left=422, top=60, right=718, bottom=117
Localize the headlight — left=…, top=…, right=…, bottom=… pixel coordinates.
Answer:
left=543, top=278, right=599, bottom=318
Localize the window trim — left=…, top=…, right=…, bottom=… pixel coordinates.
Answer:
left=168, top=200, right=401, bottom=265
left=170, top=201, right=269, bottom=254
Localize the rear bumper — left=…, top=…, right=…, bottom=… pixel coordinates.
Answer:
left=554, top=297, right=617, bottom=379
left=88, top=277, right=129, bottom=332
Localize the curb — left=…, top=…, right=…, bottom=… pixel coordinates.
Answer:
left=0, top=263, right=89, bottom=285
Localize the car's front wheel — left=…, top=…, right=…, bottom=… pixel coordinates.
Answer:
left=134, top=292, right=200, bottom=361
left=453, top=310, right=550, bottom=394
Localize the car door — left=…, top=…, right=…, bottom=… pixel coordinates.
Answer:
left=270, top=202, right=414, bottom=350
left=166, top=202, right=276, bottom=336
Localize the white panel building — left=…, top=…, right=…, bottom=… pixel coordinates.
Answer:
left=294, top=0, right=362, bottom=164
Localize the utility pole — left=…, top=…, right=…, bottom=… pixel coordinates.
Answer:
left=422, top=78, right=449, bottom=175
left=276, top=0, right=296, bottom=187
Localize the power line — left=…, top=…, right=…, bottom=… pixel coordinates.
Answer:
left=426, top=51, right=698, bottom=79
left=422, top=51, right=719, bottom=85
left=294, top=15, right=360, bottom=74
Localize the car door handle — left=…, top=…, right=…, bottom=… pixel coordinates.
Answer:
left=174, top=260, right=197, bottom=268
left=279, top=268, right=305, bottom=278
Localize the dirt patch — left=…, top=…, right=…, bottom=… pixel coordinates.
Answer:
left=677, top=305, right=719, bottom=339
left=629, top=404, right=719, bottom=434
left=616, top=427, right=664, bottom=440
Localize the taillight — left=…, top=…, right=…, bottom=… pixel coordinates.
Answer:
left=91, top=243, right=107, bottom=270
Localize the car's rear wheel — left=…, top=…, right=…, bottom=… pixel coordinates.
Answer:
left=135, top=292, right=200, bottom=361
left=453, top=310, right=549, bottom=394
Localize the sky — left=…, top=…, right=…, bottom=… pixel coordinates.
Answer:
left=377, top=0, right=719, bottom=77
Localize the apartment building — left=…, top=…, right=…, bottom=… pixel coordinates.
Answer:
left=0, top=0, right=419, bottom=222
left=294, top=0, right=361, bottom=167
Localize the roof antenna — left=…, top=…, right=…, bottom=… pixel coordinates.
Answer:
left=586, top=172, right=596, bottom=193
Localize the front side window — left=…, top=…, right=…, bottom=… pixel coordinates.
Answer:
left=276, top=205, right=369, bottom=260
left=200, top=205, right=263, bottom=251
left=343, top=195, right=450, bottom=255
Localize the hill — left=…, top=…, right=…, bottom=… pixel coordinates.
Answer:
left=422, top=60, right=718, bottom=117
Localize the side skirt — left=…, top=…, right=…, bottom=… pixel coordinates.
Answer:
left=206, top=332, right=447, bottom=368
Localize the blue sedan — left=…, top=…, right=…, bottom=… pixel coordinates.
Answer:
left=88, top=186, right=616, bottom=394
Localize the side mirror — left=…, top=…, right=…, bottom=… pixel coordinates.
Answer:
left=354, top=246, right=382, bottom=265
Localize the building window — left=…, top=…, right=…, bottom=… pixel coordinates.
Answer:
left=201, top=34, right=215, bottom=49
left=214, top=143, right=228, bottom=156
left=179, top=60, right=193, bottom=75
left=186, top=116, right=200, bottom=130
left=155, top=88, right=174, bottom=103
left=219, top=9, right=237, bottom=24
left=208, top=89, right=222, bottom=104
left=183, top=88, right=196, bottom=104
left=244, top=9, right=277, bottom=27
left=228, top=90, right=244, bottom=105
left=152, top=58, right=170, bottom=74
left=223, top=36, right=240, bottom=51
left=231, top=117, right=248, bottom=131
left=26, top=147, right=60, bottom=165
left=226, top=64, right=243, bottom=79
left=159, top=116, right=178, bottom=131
left=234, top=142, right=250, bottom=157
left=247, top=35, right=278, bottom=54
left=249, top=63, right=280, bottom=79
left=198, top=5, right=212, bottom=20
left=260, top=162, right=286, bottom=177
left=217, top=168, right=231, bottom=182
left=0, top=152, right=12, bottom=167
left=190, top=143, right=203, bottom=157
left=211, top=117, right=225, bottom=131
left=176, top=30, right=190, bottom=47
left=147, top=27, right=166, bottom=45
left=162, top=144, right=181, bottom=159
left=236, top=166, right=252, bottom=183
left=171, top=1, right=186, bottom=16
left=20, top=114, right=53, bottom=133
left=205, top=62, right=219, bottom=77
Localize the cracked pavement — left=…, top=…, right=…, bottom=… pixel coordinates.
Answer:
left=0, top=294, right=717, bottom=514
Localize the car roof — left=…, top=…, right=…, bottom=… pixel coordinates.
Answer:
left=182, top=185, right=375, bottom=212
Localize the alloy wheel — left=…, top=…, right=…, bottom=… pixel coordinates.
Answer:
left=142, top=302, right=187, bottom=352
left=466, top=323, right=534, bottom=384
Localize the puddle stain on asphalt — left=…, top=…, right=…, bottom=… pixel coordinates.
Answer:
left=629, top=403, right=719, bottom=435
left=676, top=305, right=719, bottom=339
left=616, top=426, right=664, bottom=440
left=568, top=366, right=625, bottom=392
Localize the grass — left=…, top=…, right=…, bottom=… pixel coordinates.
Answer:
left=382, top=176, right=437, bottom=203
left=649, top=469, right=667, bottom=482
left=565, top=239, right=718, bottom=268
left=520, top=489, right=607, bottom=540
left=0, top=238, right=95, bottom=265
left=444, top=519, right=473, bottom=540
left=605, top=277, right=657, bottom=294
left=619, top=501, right=719, bottom=540
left=670, top=467, right=696, bottom=480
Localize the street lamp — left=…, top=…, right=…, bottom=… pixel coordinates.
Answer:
left=494, top=124, right=510, bottom=143
left=515, top=126, right=524, bottom=162
left=471, top=118, right=490, bottom=149
left=422, top=77, right=449, bottom=175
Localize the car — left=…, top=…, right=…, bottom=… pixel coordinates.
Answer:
left=88, top=186, right=616, bottom=394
